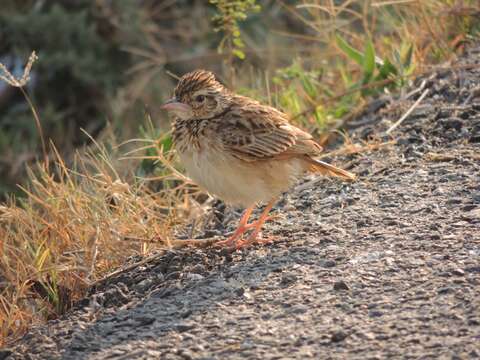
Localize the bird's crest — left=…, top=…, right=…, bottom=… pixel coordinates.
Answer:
left=174, top=70, right=223, bottom=99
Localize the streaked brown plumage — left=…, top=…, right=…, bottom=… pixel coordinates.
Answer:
left=162, top=70, right=355, bottom=249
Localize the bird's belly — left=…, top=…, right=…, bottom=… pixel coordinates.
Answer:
left=178, top=148, right=303, bottom=207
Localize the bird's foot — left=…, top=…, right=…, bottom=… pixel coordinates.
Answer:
left=214, top=224, right=253, bottom=248
left=215, top=217, right=277, bottom=248
left=215, top=200, right=278, bottom=250
left=233, top=233, right=278, bottom=250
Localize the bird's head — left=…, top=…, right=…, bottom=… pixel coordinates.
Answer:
left=161, top=70, right=231, bottom=120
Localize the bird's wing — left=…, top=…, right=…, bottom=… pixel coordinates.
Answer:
left=218, top=101, right=322, bottom=162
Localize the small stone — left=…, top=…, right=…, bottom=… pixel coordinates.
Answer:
left=472, top=194, right=480, bottom=204
left=177, top=349, right=194, bottom=360
left=135, top=315, right=155, bottom=327
left=181, top=309, right=192, bottom=319
left=452, top=268, right=465, bottom=276
left=191, top=344, right=206, bottom=353
left=468, top=319, right=480, bottom=326
left=466, top=266, right=480, bottom=273
left=369, top=310, right=384, bottom=318
left=174, top=322, right=196, bottom=333
left=362, top=332, right=376, bottom=340
left=441, top=117, right=463, bottom=131
left=462, top=204, right=478, bottom=212
left=463, top=208, right=480, bottom=221
left=290, top=305, right=309, bottom=315
left=280, top=274, right=298, bottom=286
left=135, top=279, right=153, bottom=293
left=470, top=350, right=480, bottom=358
left=184, top=273, right=204, bottom=281
left=320, top=259, right=336, bottom=268
left=333, top=281, right=349, bottom=291
left=244, top=291, right=255, bottom=301
left=0, top=350, right=12, bottom=360
left=446, top=198, right=463, bottom=205
left=234, top=287, right=245, bottom=296
left=331, top=330, right=348, bottom=342
left=437, top=286, right=453, bottom=294
left=165, top=271, right=182, bottom=280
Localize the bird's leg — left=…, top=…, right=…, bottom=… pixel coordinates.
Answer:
left=236, top=199, right=276, bottom=249
left=215, top=205, right=255, bottom=247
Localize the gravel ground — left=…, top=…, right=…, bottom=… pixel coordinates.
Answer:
left=6, top=46, right=480, bottom=360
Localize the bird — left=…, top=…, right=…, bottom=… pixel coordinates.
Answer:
left=161, top=69, right=355, bottom=249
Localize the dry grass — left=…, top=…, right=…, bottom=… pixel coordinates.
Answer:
left=1, top=0, right=478, bottom=346
left=0, top=132, right=200, bottom=344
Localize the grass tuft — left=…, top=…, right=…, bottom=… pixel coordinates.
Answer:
left=0, top=136, right=197, bottom=344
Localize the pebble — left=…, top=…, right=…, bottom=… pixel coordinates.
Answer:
left=174, top=322, right=196, bottom=333
left=451, top=268, right=465, bottom=276
left=333, top=281, right=350, bottom=291
left=0, top=350, right=12, bottom=360
left=331, top=330, right=348, bottom=342
left=135, top=279, right=153, bottom=293
left=320, top=259, right=336, bottom=268
left=280, top=274, right=298, bottom=286
left=440, top=117, right=464, bottom=131
left=369, top=310, right=384, bottom=318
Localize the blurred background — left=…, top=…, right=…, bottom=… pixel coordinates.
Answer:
left=0, top=0, right=478, bottom=195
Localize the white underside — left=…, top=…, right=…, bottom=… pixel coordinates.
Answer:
left=178, top=147, right=304, bottom=208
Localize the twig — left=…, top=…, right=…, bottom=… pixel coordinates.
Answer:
left=386, top=88, right=430, bottom=135
left=0, top=51, right=48, bottom=164
left=426, top=151, right=480, bottom=162
left=170, top=237, right=221, bottom=248
left=19, top=87, right=49, bottom=165
left=89, top=252, right=165, bottom=287
left=165, top=69, right=180, bottom=80
left=404, top=79, right=427, bottom=100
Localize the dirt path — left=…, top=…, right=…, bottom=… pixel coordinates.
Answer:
left=7, top=47, right=480, bottom=359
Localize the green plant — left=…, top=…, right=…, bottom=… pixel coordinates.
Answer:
left=210, top=0, right=261, bottom=83
left=271, top=58, right=359, bottom=132
left=210, top=0, right=261, bottom=60
left=335, top=34, right=415, bottom=96
left=273, top=61, right=323, bottom=128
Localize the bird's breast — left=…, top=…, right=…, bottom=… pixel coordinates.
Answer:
left=172, top=118, right=305, bottom=207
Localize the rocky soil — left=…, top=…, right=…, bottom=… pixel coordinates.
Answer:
left=5, top=46, right=480, bottom=359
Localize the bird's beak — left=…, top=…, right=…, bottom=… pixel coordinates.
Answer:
left=160, top=97, right=191, bottom=112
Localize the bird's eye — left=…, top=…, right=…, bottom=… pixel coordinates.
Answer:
left=195, top=95, right=205, bottom=102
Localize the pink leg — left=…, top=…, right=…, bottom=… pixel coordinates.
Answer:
left=235, top=199, right=277, bottom=249
left=215, top=205, right=255, bottom=247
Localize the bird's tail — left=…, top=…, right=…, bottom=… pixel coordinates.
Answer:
left=307, top=158, right=356, bottom=181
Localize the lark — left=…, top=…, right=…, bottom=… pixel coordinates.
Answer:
left=161, top=70, right=355, bottom=249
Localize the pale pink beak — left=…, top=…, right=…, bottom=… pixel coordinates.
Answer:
left=160, top=97, right=191, bottom=112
